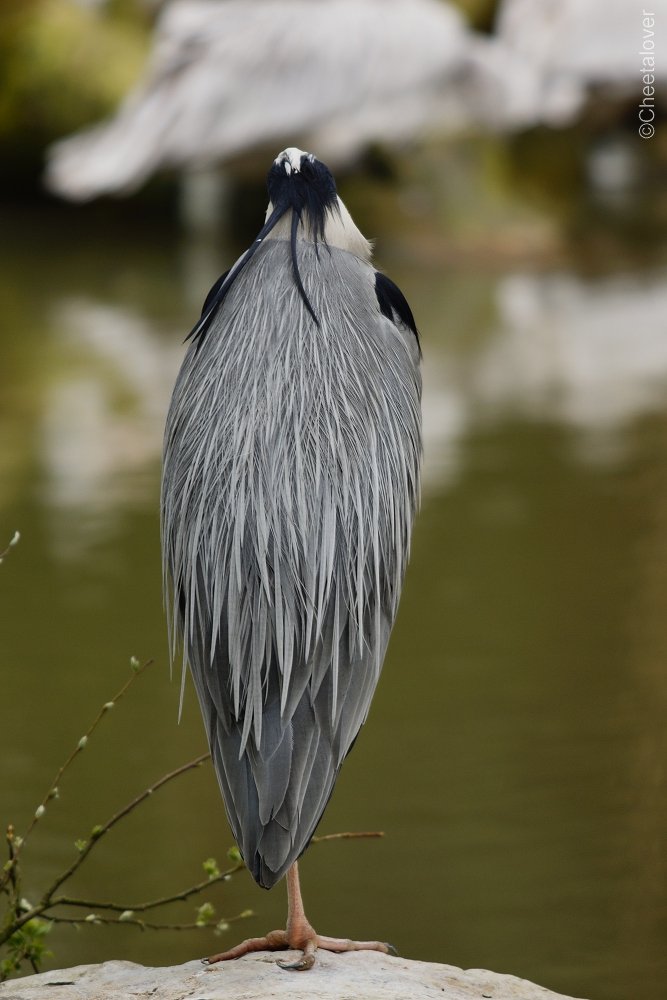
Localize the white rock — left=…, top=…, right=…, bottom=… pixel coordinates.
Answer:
left=0, top=951, right=587, bottom=1000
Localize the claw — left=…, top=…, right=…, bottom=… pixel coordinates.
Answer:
left=385, top=943, right=398, bottom=957
left=278, top=938, right=316, bottom=971
left=278, top=951, right=315, bottom=971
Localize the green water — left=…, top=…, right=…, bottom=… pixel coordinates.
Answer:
left=1, top=198, right=666, bottom=1000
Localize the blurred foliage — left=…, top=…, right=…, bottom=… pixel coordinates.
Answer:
left=0, top=0, right=148, bottom=189
left=0, top=919, right=52, bottom=980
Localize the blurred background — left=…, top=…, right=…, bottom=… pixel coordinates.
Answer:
left=1, top=1, right=666, bottom=998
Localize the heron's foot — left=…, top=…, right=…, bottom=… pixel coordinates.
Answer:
left=204, top=925, right=396, bottom=972
left=203, top=928, right=288, bottom=965
left=277, top=934, right=396, bottom=971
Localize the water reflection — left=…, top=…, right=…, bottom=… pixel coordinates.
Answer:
left=479, top=271, right=667, bottom=437
left=41, top=298, right=181, bottom=555
left=28, top=264, right=667, bottom=538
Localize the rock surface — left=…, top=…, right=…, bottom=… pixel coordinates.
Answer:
left=0, top=951, right=587, bottom=1000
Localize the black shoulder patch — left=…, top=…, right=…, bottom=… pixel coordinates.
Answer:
left=375, top=272, right=420, bottom=351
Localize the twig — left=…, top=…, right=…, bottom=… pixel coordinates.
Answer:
left=5, top=826, right=21, bottom=929
left=0, top=659, right=154, bottom=896
left=0, top=531, right=20, bottom=565
left=0, top=753, right=210, bottom=946
left=45, top=753, right=211, bottom=900
left=30, top=659, right=154, bottom=838
left=53, top=866, right=242, bottom=914
left=5, top=828, right=18, bottom=892
left=312, top=831, right=384, bottom=843
left=48, top=911, right=249, bottom=932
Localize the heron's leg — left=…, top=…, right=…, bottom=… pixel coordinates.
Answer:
left=203, top=863, right=313, bottom=968
left=276, top=861, right=318, bottom=969
left=204, top=861, right=394, bottom=971
left=278, top=862, right=395, bottom=971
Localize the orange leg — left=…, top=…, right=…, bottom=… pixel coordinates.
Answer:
left=204, top=861, right=395, bottom=972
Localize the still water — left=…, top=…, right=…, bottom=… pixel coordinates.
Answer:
left=0, top=191, right=666, bottom=1000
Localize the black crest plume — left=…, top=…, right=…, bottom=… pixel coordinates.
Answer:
left=188, top=150, right=339, bottom=344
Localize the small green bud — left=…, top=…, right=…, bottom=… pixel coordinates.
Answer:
left=13, top=835, right=23, bottom=848
left=9, top=531, right=20, bottom=547
left=240, top=909, right=254, bottom=918
left=78, top=736, right=88, bottom=750
left=195, top=902, right=215, bottom=927
left=226, top=845, right=242, bottom=863
left=74, top=839, right=88, bottom=853
left=48, top=787, right=59, bottom=800
left=103, top=702, right=115, bottom=712
left=203, top=857, right=220, bottom=879
left=129, top=656, right=141, bottom=672
left=34, top=805, right=45, bottom=819
left=118, top=910, right=134, bottom=922
left=84, top=914, right=100, bottom=924
left=90, top=825, right=103, bottom=839
left=19, top=898, right=33, bottom=913
left=215, top=920, right=229, bottom=934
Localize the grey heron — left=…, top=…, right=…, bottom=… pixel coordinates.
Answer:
left=161, top=147, right=422, bottom=969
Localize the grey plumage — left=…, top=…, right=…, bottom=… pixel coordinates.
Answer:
left=161, top=151, right=421, bottom=889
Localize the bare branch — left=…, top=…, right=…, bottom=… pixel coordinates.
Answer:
left=0, top=530, right=20, bottom=564
left=312, top=830, right=384, bottom=843
left=0, top=753, right=211, bottom=947
left=0, top=659, right=154, bottom=896
left=44, top=753, right=210, bottom=901
left=48, top=910, right=250, bottom=933
left=53, top=864, right=243, bottom=914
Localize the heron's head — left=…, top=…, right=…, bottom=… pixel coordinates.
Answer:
left=187, top=148, right=371, bottom=342
left=264, top=147, right=371, bottom=261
